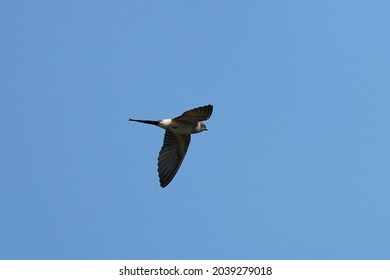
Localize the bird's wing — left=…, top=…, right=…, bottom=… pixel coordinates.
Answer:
left=158, top=131, right=191, bottom=188
left=174, top=105, right=213, bottom=123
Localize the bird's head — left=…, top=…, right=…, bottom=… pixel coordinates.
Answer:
left=194, top=122, right=208, bottom=133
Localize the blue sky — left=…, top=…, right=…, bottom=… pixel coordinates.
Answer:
left=1, top=1, right=390, bottom=259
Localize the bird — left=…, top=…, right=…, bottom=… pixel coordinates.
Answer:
left=128, top=104, right=213, bottom=188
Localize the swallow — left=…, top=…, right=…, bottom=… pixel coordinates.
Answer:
left=128, top=105, right=213, bottom=188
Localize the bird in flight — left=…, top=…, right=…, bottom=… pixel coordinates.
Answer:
left=128, top=104, right=213, bottom=188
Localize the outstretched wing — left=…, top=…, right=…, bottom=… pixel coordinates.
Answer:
left=158, top=131, right=191, bottom=188
left=174, top=104, right=213, bottom=123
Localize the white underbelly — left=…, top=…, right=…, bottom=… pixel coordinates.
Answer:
left=159, top=119, right=193, bottom=134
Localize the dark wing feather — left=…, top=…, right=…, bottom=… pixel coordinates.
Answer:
left=174, top=104, right=213, bottom=123
left=158, top=131, right=191, bottom=188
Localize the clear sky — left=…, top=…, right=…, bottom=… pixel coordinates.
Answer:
left=1, top=1, right=390, bottom=260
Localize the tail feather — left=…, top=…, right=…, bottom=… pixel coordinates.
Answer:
left=128, top=119, right=160, bottom=126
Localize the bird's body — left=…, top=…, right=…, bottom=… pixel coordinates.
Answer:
left=128, top=105, right=213, bottom=188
